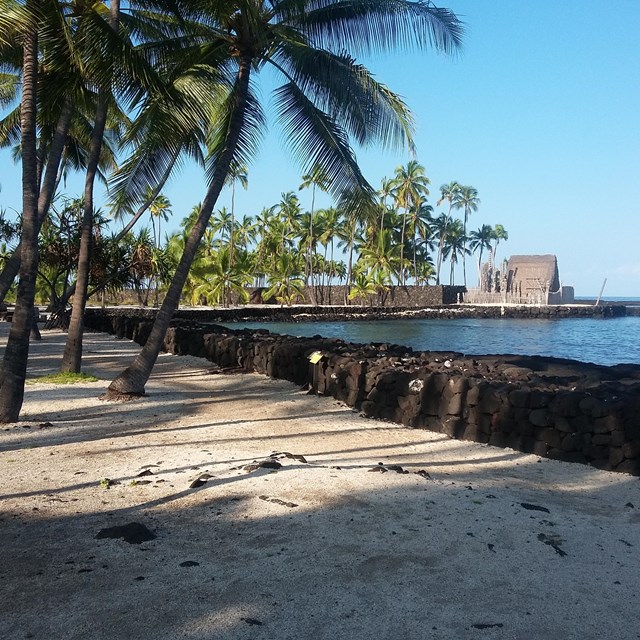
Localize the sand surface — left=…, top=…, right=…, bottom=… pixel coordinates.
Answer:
left=1, top=324, right=639, bottom=640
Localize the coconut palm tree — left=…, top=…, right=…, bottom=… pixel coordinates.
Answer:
left=60, top=0, right=122, bottom=374
left=264, top=252, right=305, bottom=306
left=224, top=162, right=248, bottom=270
left=491, top=223, right=509, bottom=266
left=434, top=180, right=459, bottom=285
left=348, top=270, right=377, bottom=305
left=390, top=160, right=430, bottom=285
left=407, top=199, right=433, bottom=281
left=442, top=219, right=468, bottom=286
left=191, top=246, right=253, bottom=307
left=469, top=224, right=494, bottom=289
left=299, top=165, right=330, bottom=304
left=106, top=0, right=463, bottom=397
left=452, top=184, right=480, bottom=287
left=0, top=0, right=40, bottom=421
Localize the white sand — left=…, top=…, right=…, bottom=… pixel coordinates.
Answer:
left=1, top=324, right=639, bottom=640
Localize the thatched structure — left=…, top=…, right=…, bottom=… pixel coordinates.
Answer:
left=506, top=254, right=565, bottom=303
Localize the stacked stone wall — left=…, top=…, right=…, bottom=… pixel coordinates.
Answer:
left=242, top=284, right=465, bottom=307
left=85, top=309, right=640, bottom=476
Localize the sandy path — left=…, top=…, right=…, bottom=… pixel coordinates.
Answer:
left=1, top=325, right=639, bottom=640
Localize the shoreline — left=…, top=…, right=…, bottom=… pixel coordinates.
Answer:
left=76, top=301, right=629, bottom=325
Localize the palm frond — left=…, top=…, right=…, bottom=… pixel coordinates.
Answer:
left=0, top=105, right=21, bottom=148
left=298, top=0, right=464, bottom=57
left=204, top=79, right=265, bottom=185
left=272, top=42, right=414, bottom=151
left=274, top=80, right=375, bottom=208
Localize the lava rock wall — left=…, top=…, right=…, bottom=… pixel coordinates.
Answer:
left=85, top=309, right=640, bottom=476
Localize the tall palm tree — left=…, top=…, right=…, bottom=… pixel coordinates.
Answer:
left=489, top=223, right=508, bottom=292
left=225, top=162, right=248, bottom=270
left=469, top=224, right=493, bottom=289
left=299, top=165, right=330, bottom=304
left=435, top=180, right=460, bottom=285
left=0, top=0, right=40, bottom=422
left=452, top=184, right=480, bottom=287
left=60, top=0, right=122, bottom=374
left=148, top=191, right=172, bottom=249
left=491, top=223, right=508, bottom=266
left=106, top=0, right=463, bottom=398
left=0, top=0, right=95, bottom=306
left=390, top=160, right=430, bottom=285
left=378, top=176, right=394, bottom=237
left=407, top=199, right=433, bottom=281
left=442, top=218, right=468, bottom=286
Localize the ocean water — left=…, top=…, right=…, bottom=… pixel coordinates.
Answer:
left=225, top=316, right=640, bottom=366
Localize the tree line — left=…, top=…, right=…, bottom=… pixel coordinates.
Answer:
left=0, top=0, right=467, bottom=421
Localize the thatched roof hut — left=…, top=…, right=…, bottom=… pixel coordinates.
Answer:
left=506, top=255, right=561, bottom=303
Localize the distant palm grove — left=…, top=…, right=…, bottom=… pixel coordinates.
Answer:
left=0, top=0, right=500, bottom=420
left=1, top=169, right=508, bottom=309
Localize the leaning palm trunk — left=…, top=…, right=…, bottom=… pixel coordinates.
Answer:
left=0, top=99, right=74, bottom=305
left=106, top=56, right=252, bottom=397
left=60, top=2, right=120, bottom=373
left=0, top=12, right=40, bottom=422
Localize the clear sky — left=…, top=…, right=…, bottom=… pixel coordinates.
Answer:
left=1, top=0, right=639, bottom=296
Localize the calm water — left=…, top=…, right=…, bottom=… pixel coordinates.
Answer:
left=225, top=316, right=640, bottom=366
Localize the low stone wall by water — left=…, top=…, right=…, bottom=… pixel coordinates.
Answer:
left=85, top=309, right=640, bottom=476
left=85, top=303, right=625, bottom=325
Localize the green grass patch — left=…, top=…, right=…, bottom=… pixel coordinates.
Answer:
left=27, top=372, right=100, bottom=385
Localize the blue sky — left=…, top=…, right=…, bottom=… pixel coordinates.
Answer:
left=2, top=0, right=639, bottom=296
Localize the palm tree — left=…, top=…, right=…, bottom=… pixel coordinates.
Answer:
left=491, top=223, right=509, bottom=266
left=300, top=165, right=330, bottom=304
left=0, top=0, right=41, bottom=421
left=358, top=228, right=404, bottom=286
left=442, top=219, right=468, bottom=286
left=148, top=191, right=172, bottom=249
left=348, top=271, right=377, bottom=305
left=407, top=200, right=433, bottom=281
left=452, top=184, right=480, bottom=287
left=264, top=252, right=305, bottom=306
left=317, top=206, right=341, bottom=300
left=390, top=160, right=430, bottom=285
left=469, top=224, right=494, bottom=289
left=377, top=176, right=394, bottom=239
left=60, top=0, right=122, bottom=374
left=225, top=163, right=248, bottom=270
left=191, top=246, right=253, bottom=307
left=0, top=0, right=79, bottom=305
left=435, top=180, right=460, bottom=285
left=106, top=0, right=463, bottom=398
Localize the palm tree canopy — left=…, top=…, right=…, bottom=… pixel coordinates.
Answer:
left=111, top=0, right=464, bottom=216
left=391, top=159, right=430, bottom=209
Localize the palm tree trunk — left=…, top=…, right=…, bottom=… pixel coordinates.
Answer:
left=462, top=209, right=468, bottom=286
left=106, top=55, right=253, bottom=397
left=399, top=207, right=407, bottom=285
left=0, top=99, right=73, bottom=305
left=308, top=186, right=316, bottom=305
left=0, top=11, right=40, bottom=422
left=60, top=0, right=120, bottom=373
left=435, top=204, right=452, bottom=286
